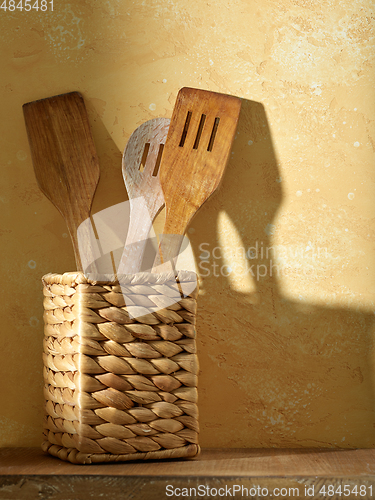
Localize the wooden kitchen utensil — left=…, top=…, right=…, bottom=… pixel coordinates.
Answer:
left=23, top=92, right=100, bottom=272
left=154, top=87, right=241, bottom=266
left=117, top=117, right=169, bottom=275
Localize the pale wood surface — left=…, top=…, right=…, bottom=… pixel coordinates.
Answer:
left=23, top=92, right=100, bottom=272
left=1, top=448, right=375, bottom=500
left=118, top=118, right=170, bottom=275
left=156, top=87, right=241, bottom=265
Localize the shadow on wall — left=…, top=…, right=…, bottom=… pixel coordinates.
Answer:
left=189, top=98, right=375, bottom=448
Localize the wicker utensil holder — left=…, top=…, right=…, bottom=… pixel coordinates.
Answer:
left=41, top=270, right=199, bottom=464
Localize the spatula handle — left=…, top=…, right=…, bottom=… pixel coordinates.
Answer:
left=64, top=218, right=85, bottom=272
left=117, top=198, right=153, bottom=275
left=152, top=233, right=185, bottom=269
left=75, top=215, right=106, bottom=276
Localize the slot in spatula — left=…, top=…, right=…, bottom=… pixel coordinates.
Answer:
left=154, top=87, right=241, bottom=267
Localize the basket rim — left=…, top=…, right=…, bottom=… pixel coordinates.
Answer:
left=42, top=270, right=198, bottom=287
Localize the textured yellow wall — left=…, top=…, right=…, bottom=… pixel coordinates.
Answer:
left=1, top=0, right=375, bottom=448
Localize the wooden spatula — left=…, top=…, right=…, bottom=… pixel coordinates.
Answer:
left=23, top=92, right=100, bottom=272
left=154, top=87, right=241, bottom=266
left=117, top=117, right=169, bottom=275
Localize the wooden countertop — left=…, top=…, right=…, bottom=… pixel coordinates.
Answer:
left=1, top=447, right=374, bottom=499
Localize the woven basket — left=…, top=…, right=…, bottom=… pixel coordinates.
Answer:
left=41, top=270, right=199, bottom=464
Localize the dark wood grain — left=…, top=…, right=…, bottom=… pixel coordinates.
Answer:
left=23, top=92, right=100, bottom=272
left=1, top=447, right=375, bottom=476
left=1, top=448, right=375, bottom=499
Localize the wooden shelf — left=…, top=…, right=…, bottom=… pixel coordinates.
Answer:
left=1, top=447, right=375, bottom=499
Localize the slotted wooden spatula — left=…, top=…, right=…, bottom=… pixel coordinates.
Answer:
left=23, top=92, right=100, bottom=272
left=117, top=117, right=169, bottom=275
left=154, top=87, right=241, bottom=266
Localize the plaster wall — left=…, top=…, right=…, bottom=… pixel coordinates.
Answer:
left=1, top=0, right=374, bottom=448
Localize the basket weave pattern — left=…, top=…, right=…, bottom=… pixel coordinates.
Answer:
left=41, top=271, right=199, bottom=464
